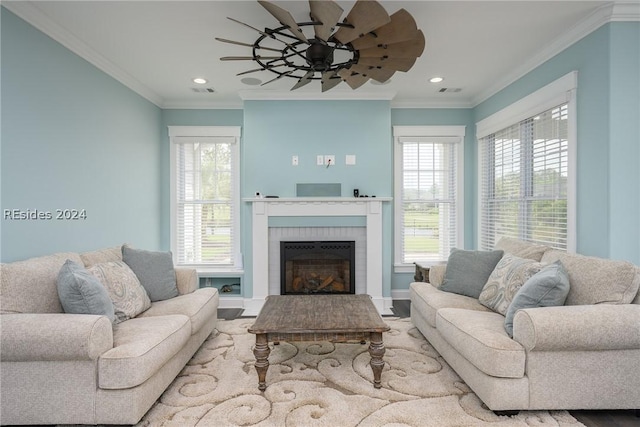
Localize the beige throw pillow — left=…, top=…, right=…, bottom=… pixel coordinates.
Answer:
left=88, top=261, right=151, bottom=323
left=479, top=254, right=543, bottom=315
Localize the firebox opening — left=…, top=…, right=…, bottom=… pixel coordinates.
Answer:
left=280, top=241, right=355, bottom=295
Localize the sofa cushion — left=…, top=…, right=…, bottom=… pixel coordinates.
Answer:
left=410, top=282, right=492, bottom=328
left=137, top=287, right=219, bottom=334
left=1, top=252, right=83, bottom=314
left=57, top=260, right=115, bottom=323
left=436, top=308, right=526, bottom=379
left=80, top=246, right=123, bottom=268
left=494, top=237, right=549, bottom=261
left=504, top=260, right=570, bottom=337
left=541, top=250, right=640, bottom=305
left=439, top=249, right=504, bottom=298
left=88, top=261, right=151, bottom=323
left=98, top=315, right=191, bottom=389
left=122, top=245, right=178, bottom=302
left=479, top=254, right=543, bottom=315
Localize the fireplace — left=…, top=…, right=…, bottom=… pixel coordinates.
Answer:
left=280, top=241, right=355, bottom=295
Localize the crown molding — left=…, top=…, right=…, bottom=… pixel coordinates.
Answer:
left=237, top=89, right=396, bottom=101
left=471, top=0, right=639, bottom=107
left=162, top=99, right=244, bottom=110
left=3, top=1, right=165, bottom=108
left=390, top=99, right=474, bottom=109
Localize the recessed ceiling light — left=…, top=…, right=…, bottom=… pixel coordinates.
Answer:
left=429, top=77, right=444, bottom=83
left=193, top=78, right=208, bottom=84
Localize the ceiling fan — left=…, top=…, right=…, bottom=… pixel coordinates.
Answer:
left=217, top=0, right=425, bottom=92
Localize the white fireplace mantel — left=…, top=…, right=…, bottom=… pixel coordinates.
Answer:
left=244, top=197, right=392, bottom=315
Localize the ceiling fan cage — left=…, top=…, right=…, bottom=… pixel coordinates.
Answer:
left=218, top=0, right=425, bottom=92
left=252, top=22, right=359, bottom=81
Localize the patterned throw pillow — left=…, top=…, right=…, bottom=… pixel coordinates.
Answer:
left=478, top=254, right=543, bottom=315
left=88, top=261, right=151, bottom=323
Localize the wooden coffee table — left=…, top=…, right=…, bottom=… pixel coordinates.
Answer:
left=248, top=294, right=390, bottom=391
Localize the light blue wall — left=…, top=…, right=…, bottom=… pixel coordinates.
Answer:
left=241, top=100, right=393, bottom=297
left=474, top=22, right=640, bottom=263
left=608, top=23, right=640, bottom=263
left=1, top=9, right=163, bottom=262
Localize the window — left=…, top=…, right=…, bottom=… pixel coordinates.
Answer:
left=169, top=126, right=241, bottom=270
left=393, top=126, right=465, bottom=271
left=477, top=72, right=576, bottom=252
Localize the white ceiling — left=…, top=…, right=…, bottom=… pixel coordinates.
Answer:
left=5, top=1, right=630, bottom=108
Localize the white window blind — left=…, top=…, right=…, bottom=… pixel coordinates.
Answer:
left=169, top=127, right=241, bottom=268
left=479, top=104, right=569, bottom=250
left=394, top=126, right=465, bottom=269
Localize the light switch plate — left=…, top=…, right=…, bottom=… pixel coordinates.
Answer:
left=345, top=154, right=356, bottom=165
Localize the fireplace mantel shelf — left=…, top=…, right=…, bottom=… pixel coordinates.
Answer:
left=244, top=197, right=392, bottom=203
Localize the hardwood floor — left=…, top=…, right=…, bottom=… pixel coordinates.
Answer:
left=219, top=300, right=639, bottom=427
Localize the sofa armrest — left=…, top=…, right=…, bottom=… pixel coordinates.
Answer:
left=513, top=304, right=640, bottom=352
left=175, top=267, right=198, bottom=295
left=0, top=313, right=113, bottom=361
left=429, top=264, right=447, bottom=287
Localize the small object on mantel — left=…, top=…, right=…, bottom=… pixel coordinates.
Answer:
left=265, top=195, right=279, bottom=198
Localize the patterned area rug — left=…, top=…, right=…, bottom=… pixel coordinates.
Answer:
left=137, top=318, right=585, bottom=427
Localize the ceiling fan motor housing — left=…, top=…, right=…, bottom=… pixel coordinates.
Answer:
left=306, top=40, right=334, bottom=71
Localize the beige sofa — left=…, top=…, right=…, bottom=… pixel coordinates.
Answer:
left=0, top=246, right=219, bottom=425
left=410, top=238, right=640, bottom=412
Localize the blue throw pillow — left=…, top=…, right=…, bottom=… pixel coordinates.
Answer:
left=439, top=248, right=504, bottom=298
left=504, top=260, right=570, bottom=337
left=57, top=259, right=115, bottom=323
left=122, top=245, right=178, bottom=302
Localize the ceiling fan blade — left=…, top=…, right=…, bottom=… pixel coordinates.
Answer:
left=337, top=68, right=370, bottom=90
left=227, top=17, right=272, bottom=38
left=261, top=70, right=294, bottom=86
left=258, top=0, right=308, bottom=43
left=332, top=0, right=391, bottom=45
left=291, top=70, right=315, bottom=91
left=215, top=37, right=282, bottom=53
left=221, top=56, right=281, bottom=61
left=321, top=71, right=342, bottom=92
left=309, top=0, right=343, bottom=42
left=348, top=63, right=395, bottom=83
left=356, top=56, right=416, bottom=72
left=237, top=64, right=287, bottom=76
left=350, top=9, right=419, bottom=51
left=358, top=30, right=425, bottom=59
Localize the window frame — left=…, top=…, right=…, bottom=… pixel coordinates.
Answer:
left=168, top=125, right=242, bottom=272
left=393, top=125, right=466, bottom=273
left=476, top=71, right=577, bottom=252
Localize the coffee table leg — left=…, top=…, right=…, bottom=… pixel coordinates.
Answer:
left=368, top=332, right=385, bottom=389
left=253, top=333, right=270, bottom=391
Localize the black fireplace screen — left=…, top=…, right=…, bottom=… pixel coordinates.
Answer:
left=280, top=241, right=355, bottom=295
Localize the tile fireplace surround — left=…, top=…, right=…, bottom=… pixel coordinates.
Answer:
left=245, top=197, right=393, bottom=316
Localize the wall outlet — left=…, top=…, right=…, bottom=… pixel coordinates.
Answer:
left=345, top=154, right=356, bottom=165
left=292, top=155, right=299, bottom=166
left=324, top=155, right=335, bottom=166
left=316, top=155, right=324, bottom=166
